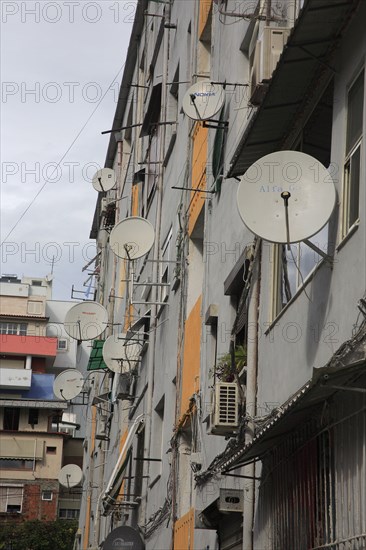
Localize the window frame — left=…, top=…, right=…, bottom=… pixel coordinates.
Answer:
left=41, top=490, right=53, bottom=501
left=340, top=68, right=364, bottom=240
left=0, top=485, right=23, bottom=514
left=0, top=322, right=27, bottom=336
left=57, top=338, right=68, bottom=351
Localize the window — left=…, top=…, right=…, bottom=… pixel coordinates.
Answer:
left=342, top=69, right=364, bottom=238
left=42, top=490, right=53, bottom=501
left=149, top=396, right=165, bottom=487
left=271, top=81, right=334, bottom=318
left=46, top=446, right=57, bottom=454
left=0, top=322, right=27, bottom=336
left=160, top=228, right=173, bottom=304
left=272, top=226, right=328, bottom=318
left=59, top=508, right=80, bottom=519
left=3, top=408, right=20, bottom=431
left=0, top=459, right=33, bottom=469
left=28, top=409, right=39, bottom=426
left=0, top=485, right=23, bottom=513
left=27, top=301, right=43, bottom=315
left=57, top=338, right=68, bottom=351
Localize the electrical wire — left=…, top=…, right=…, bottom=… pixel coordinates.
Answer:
left=1, top=60, right=127, bottom=248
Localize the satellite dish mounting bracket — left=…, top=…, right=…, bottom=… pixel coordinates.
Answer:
left=202, top=120, right=229, bottom=130
left=302, top=239, right=333, bottom=265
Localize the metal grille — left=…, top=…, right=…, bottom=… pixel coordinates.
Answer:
left=256, top=389, right=366, bottom=550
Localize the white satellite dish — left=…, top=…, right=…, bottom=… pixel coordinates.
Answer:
left=103, top=334, right=140, bottom=373
left=58, top=464, right=83, bottom=488
left=182, top=81, right=225, bottom=121
left=92, top=168, right=116, bottom=192
left=53, top=369, right=84, bottom=401
left=236, top=151, right=336, bottom=244
left=109, top=217, right=155, bottom=260
left=64, top=302, right=108, bottom=341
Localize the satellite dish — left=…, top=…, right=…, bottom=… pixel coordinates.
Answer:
left=64, top=302, right=108, bottom=341
left=182, top=81, right=225, bottom=121
left=92, top=168, right=116, bottom=192
left=58, top=464, right=83, bottom=488
left=236, top=151, right=336, bottom=243
left=109, top=217, right=155, bottom=260
left=53, top=369, right=84, bottom=401
left=103, top=334, right=140, bottom=373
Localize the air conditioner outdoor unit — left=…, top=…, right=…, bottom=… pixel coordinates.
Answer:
left=210, top=382, right=239, bottom=435
left=250, top=26, right=290, bottom=105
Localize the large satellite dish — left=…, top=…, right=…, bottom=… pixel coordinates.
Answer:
left=110, top=217, right=155, bottom=260
left=182, top=82, right=225, bottom=121
left=64, top=302, right=108, bottom=341
left=58, top=464, right=83, bottom=488
left=102, top=334, right=140, bottom=373
left=53, top=369, right=84, bottom=401
left=92, top=168, right=116, bottom=192
left=236, top=151, right=336, bottom=244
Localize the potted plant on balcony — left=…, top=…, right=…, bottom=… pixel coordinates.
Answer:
left=214, top=345, right=247, bottom=382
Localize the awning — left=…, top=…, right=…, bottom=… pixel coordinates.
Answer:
left=101, top=415, right=145, bottom=512
left=87, top=340, right=108, bottom=371
left=0, top=399, right=67, bottom=409
left=0, top=438, right=43, bottom=460
left=228, top=0, right=362, bottom=177
left=220, top=360, right=366, bottom=473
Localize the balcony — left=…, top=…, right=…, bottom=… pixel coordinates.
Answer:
left=0, top=334, right=57, bottom=358
left=0, top=368, right=32, bottom=390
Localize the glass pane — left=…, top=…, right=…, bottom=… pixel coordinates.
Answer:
left=349, top=145, right=361, bottom=227
left=301, top=224, right=329, bottom=279
left=346, top=70, right=364, bottom=154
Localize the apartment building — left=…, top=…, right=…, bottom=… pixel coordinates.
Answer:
left=78, top=0, right=365, bottom=548
left=0, top=275, right=86, bottom=523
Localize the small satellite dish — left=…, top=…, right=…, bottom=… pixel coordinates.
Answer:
left=53, top=369, right=84, bottom=401
left=64, top=302, right=108, bottom=341
left=92, top=168, right=116, bottom=192
left=103, top=334, right=140, bottom=373
left=58, top=464, right=83, bottom=488
left=182, top=81, right=225, bottom=121
left=236, top=151, right=336, bottom=243
left=109, top=217, right=155, bottom=260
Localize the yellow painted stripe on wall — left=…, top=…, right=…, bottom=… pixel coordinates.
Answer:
left=174, top=508, right=195, bottom=549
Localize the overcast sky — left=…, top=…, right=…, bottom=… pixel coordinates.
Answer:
left=1, top=1, right=135, bottom=300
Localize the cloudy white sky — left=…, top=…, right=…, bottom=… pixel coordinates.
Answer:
left=1, top=1, right=135, bottom=299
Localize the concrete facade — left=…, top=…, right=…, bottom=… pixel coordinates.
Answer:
left=78, top=1, right=365, bottom=549
left=0, top=275, right=88, bottom=524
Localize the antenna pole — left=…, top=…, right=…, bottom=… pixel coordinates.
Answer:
left=98, top=177, right=105, bottom=192
left=190, top=94, right=203, bottom=120
left=281, top=191, right=291, bottom=251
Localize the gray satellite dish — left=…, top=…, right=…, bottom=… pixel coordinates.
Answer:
left=53, top=369, right=84, bottom=401
left=58, top=464, right=83, bottom=488
left=64, top=302, right=108, bottom=341
left=102, top=334, right=140, bottom=373
left=236, top=151, right=336, bottom=244
left=182, top=81, right=225, bottom=121
left=109, top=217, right=155, bottom=260
left=92, top=168, right=116, bottom=192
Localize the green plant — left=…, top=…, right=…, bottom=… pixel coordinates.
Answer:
left=0, top=520, right=78, bottom=550
left=213, top=345, right=247, bottom=382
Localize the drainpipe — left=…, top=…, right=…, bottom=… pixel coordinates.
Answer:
left=140, top=2, right=170, bottom=528
left=242, top=245, right=261, bottom=549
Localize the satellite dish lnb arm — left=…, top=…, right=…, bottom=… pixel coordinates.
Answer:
left=190, top=94, right=203, bottom=120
